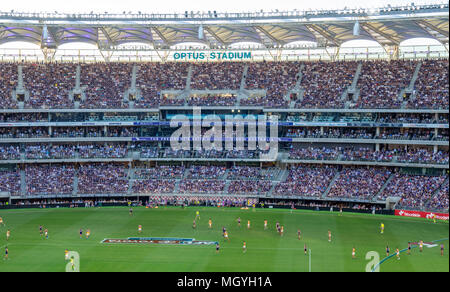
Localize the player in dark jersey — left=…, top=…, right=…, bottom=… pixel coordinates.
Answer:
left=222, top=226, right=226, bottom=236
left=39, top=225, right=43, bottom=237
left=304, top=243, right=307, bottom=255
left=79, top=228, right=83, bottom=239
left=407, top=242, right=411, bottom=255
left=216, top=242, right=220, bottom=253
left=297, top=229, right=302, bottom=240
left=4, top=246, right=8, bottom=260
left=441, top=244, right=444, bottom=256
left=386, top=245, right=390, bottom=256
left=237, top=217, right=241, bottom=227
left=129, top=208, right=133, bottom=216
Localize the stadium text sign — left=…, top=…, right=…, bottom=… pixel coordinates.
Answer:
left=395, top=210, right=449, bottom=220
left=173, top=51, right=251, bottom=60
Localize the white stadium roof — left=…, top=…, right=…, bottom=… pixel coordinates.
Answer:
left=0, top=3, right=448, bottom=50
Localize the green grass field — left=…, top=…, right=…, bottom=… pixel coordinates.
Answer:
left=0, top=206, right=448, bottom=272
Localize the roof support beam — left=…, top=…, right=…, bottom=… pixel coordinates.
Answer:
left=361, top=23, right=399, bottom=45
left=256, top=26, right=283, bottom=46
left=152, top=27, right=170, bottom=46
left=414, top=20, right=449, bottom=38
left=204, top=27, right=226, bottom=47
left=100, top=27, right=115, bottom=46
left=305, top=24, right=340, bottom=46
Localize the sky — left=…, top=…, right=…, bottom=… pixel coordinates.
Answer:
left=1, top=0, right=446, bottom=14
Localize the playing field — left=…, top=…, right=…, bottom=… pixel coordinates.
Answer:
left=0, top=206, right=448, bottom=272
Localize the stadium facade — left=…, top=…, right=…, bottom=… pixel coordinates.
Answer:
left=0, top=3, right=448, bottom=214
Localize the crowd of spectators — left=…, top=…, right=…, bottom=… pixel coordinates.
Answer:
left=274, top=165, right=337, bottom=197
left=354, top=60, right=416, bottom=109
left=0, top=169, right=21, bottom=196
left=187, top=165, right=226, bottom=179
left=22, top=63, right=77, bottom=109
left=0, top=63, right=18, bottom=109
left=0, top=145, right=21, bottom=160
left=289, top=146, right=340, bottom=160
left=327, top=167, right=392, bottom=200
left=191, top=62, right=243, bottom=90
left=1, top=60, right=448, bottom=110
left=133, top=179, right=176, bottom=194
left=134, top=165, right=185, bottom=179
left=80, top=63, right=133, bottom=109
left=25, top=164, right=75, bottom=195
left=378, top=173, right=447, bottom=209
left=135, top=62, right=188, bottom=108
left=78, top=163, right=129, bottom=194
left=187, top=95, right=237, bottom=106
left=296, top=61, right=357, bottom=109
left=78, top=143, right=128, bottom=158
left=426, top=180, right=449, bottom=211
left=0, top=113, right=47, bottom=122
left=228, top=180, right=272, bottom=195
left=397, top=149, right=448, bottom=164
left=245, top=61, right=300, bottom=108
left=285, top=127, right=375, bottom=139
left=178, top=179, right=226, bottom=194
left=407, top=59, right=449, bottom=109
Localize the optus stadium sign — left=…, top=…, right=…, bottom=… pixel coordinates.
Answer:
left=173, top=51, right=251, bottom=60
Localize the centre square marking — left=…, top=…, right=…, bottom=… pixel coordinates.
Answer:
left=101, top=237, right=218, bottom=245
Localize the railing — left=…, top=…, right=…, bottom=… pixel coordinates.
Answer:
left=0, top=44, right=448, bottom=63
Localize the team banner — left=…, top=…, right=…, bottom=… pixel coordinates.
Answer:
left=395, top=209, right=449, bottom=220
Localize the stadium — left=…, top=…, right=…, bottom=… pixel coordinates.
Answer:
left=0, top=0, right=448, bottom=273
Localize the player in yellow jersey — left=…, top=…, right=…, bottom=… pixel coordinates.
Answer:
left=224, top=231, right=229, bottom=241
left=247, top=220, right=250, bottom=229
left=6, top=229, right=10, bottom=241
left=352, top=247, right=356, bottom=259
left=65, top=249, right=69, bottom=260
left=419, top=240, right=423, bottom=252
left=243, top=241, right=247, bottom=253
left=138, top=225, right=142, bottom=233
left=280, top=226, right=284, bottom=236
left=328, top=230, right=331, bottom=242
left=0, top=216, right=4, bottom=226
left=264, top=219, right=268, bottom=230
left=380, top=223, right=384, bottom=234
left=86, top=229, right=90, bottom=239
left=70, top=256, right=75, bottom=271
left=208, top=218, right=212, bottom=229
left=195, top=210, right=200, bottom=220
left=396, top=248, right=400, bottom=260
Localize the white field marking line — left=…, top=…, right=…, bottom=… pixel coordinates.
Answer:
left=371, top=237, right=449, bottom=272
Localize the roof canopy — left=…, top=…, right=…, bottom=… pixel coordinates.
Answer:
left=0, top=4, right=448, bottom=49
